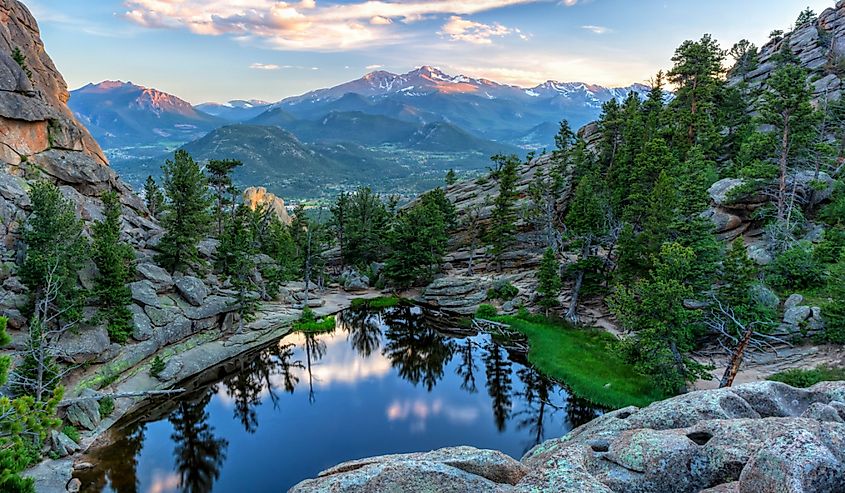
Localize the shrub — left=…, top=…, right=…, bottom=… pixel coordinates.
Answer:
left=766, top=242, right=826, bottom=290
left=768, top=365, right=845, bottom=388
left=149, top=356, right=166, bottom=378
left=487, top=281, right=519, bottom=301
left=98, top=396, right=115, bottom=417
left=814, top=226, right=845, bottom=264
left=300, top=306, right=316, bottom=324
left=294, top=315, right=336, bottom=333
left=61, top=425, right=80, bottom=444
left=475, top=304, right=498, bottom=319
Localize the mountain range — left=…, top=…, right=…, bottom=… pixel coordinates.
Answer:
left=68, top=67, right=648, bottom=198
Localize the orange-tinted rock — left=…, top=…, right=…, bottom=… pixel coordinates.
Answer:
left=0, top=115, right=48, bottom=155
left=243, top=186, right=292, bottom=225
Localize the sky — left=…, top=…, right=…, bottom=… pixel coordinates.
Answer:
left=27, top=0, right=835, bottom=104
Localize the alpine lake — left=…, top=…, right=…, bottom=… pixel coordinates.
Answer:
left=75, top=302, right=603, bottom=492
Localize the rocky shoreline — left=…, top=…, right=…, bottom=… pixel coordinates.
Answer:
left=291, top=380, right=845, bottom=493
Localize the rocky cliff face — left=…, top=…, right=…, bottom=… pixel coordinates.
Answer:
left=731, top=1, right=845, bottom=103
left=292, top=380, right=845, bottom=493
left=243, top=186, right=292, bottom=225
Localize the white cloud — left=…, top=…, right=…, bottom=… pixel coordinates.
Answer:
left=439, top=16, right=514, bottom=44
left=366, top=64, right=385, bottom=69
left=249, top=62, right=281, bottom=70
left=581, top=24, right=610, bottom=34
left=123, top=0, right=543, bottom=50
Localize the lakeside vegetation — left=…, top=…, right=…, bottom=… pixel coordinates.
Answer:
left=350, top=296, right=404, bottom=309
left=491, top=314, right=667, bottom=409
left=293, top=307, right=337, bottom=333
left=768, top=365, right=845, bottom=388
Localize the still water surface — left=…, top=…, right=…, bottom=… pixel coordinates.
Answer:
left=78, top=305, right=602, bottom=492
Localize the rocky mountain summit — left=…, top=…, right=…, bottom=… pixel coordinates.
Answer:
left=291, top=380, right=845, bottom=493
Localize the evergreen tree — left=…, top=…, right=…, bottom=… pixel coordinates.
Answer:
left=11, top=46, right=32, bottom=81
left=719, top=239, right=759, bottom=308
left=610, top=243, right=713, bottom=393
left=385, top=200, right=448, bottom=288
left=206, top=159, right=242, bottom=236
left=329, top=191, right=350, bottom=265
left=20, top=182, right=88, bottom=327
left=564, top=170, right=609, bottom=323
left=342, top=187, right=390, bottom=266
left=728, top=39, right=759, bottom=81
left=91, top=191, right=135, bottom=343
left=156, top=151, right=212, bottom=273
left=143, top=175, right=164, bottom=218
left=216, top=205, right=259, bottom=332
left=527, top=164, right=565, bottom=252
left=487, top=154, right=520, bottom=271
left=795, top=8, right=817, bottom=27
left=0, top=315, right=62, bottom=493
left=420, top=187, right=457, bottom=230
left=760, top=63, right=816, bottom=223
left=536, top=248, right=561, bottom=316
left=667, top=34, right=726, bottom=158
left=445, top=168, right=457, bottom=186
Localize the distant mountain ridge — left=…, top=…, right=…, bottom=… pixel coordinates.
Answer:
left=69, top=80, right=223, bottom=152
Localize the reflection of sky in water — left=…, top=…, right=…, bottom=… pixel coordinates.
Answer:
left=79, top=306, right=600, bottom=493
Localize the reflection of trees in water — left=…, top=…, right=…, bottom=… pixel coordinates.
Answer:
left=303, top=333, right=327, bottom=403
left=169, top=389, right=229, bottom=493
left=566, top=394, right=602, bottom=428
left=454, top=338, right=478, bottom=394
left=483, top=342, right=513, bottom=432
left=515, top=367, right=562, bottom=453
left=339, top=309, right=383, bottom=358
left=223, top=342, right=303, bottom=433
left=76, top=422, right=147, bottom=493
left=380, top=305, right=455, bottom=391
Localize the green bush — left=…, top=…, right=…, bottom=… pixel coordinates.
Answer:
left=149, top=356, right=166, bottom=378
left=61, top=425, right=80, bottom=444
left=767, top=242, right=827, bottom=290
left=475, top=304, right=498, bottom=319
left=814, top=226, right=845, bottom=264
left=819, top=181, right=844, bottom=226
left=300, top=306, right=316, bottom=324
left=768, top=365, right=845, bottom=388
left=98, top=396, right=115, bottom=417
left=487, top=281, right=519, bottom=301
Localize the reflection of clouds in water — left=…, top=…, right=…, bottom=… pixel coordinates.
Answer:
left=146, top=470, right=180, bottom=493
left=386, top=398, right=481, bottom=432
left=215, top=331, right=392, bottom=406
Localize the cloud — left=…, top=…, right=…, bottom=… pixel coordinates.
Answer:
left=122, top=0, right=544, bottom=50
left=581, top=25, right=611, bottom=34
left=250, top=62, right=281, bottom=70
left=365, top=64, right=385, bottom=69
left=440, top=16, right=514, bottom=44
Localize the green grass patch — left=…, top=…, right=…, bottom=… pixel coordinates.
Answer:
left=768, top=365, right=845, bottom=388
left=294, top=315, right=337, bottom=333
left=350, top=296, right=403, bottom=309
left=493, top=314, right=667, bottom=409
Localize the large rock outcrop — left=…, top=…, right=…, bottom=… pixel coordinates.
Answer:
left=292, top=381, right=845, bottom=493
left=243, top=186, right=291, bottom=225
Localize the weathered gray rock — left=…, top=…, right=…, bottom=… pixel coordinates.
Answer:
left=341, top=268, right=370, bottom=292
left=65, top=391, right=101, bottom=431
left=783, top=305, right=812, bottom=326
left=153, top=314, right=192, bottom=347
left=49, top=430, right=80, bottom=458
left=183, top=295, right=236, bottom=320
left=293, top=381, right=845, bottom=493
left=784, top=294, right=805, bottom=310
left=292, top=447, right=527, bottom=493
left=128, top=303, right=154, bottom=341
left=130, top=280, right=161, bottom=308
left=750, top=284, right=780, bottom=310
left=175, top=275, right=208, bottom=306
left=136, top=262, right=173, bottom=290
left=57, top=325, right=111, bottom=364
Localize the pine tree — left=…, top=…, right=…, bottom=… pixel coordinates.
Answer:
left=760, top=63, right=816, bottom=223
left=564, top=170, right=609, bottom=322
left=719, top=239, right=758, bottom=307
left=342, top=187, right=390, bottom=266
left=667, top=34, right=726, bottom=159
left=20, top=182, right=89, bottom=326
left=420, top=187, right=457, bottom=230
left=143, top=175, right=164, bottom=219
left=795, top=8, right=817, bottom=27
left=216, top=205, right=258, bottom=332
left=91, top=191, right=135, bottom=343
left=445, top=168, right=457, bottom=186
left=156, top=150, right=212, bottom=273
left=536, top=248, right=561, bottom=316
left=206, top=159, right=242, bottom=236
left=609, top=243, right=712, bottom=393
left=487, top=154, right=520, bottom=271
left=385, top=200, right=448, bottom=288
left=329, top=191, right=350, bottom=265
left=11, top=46, right=32, bottom=81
